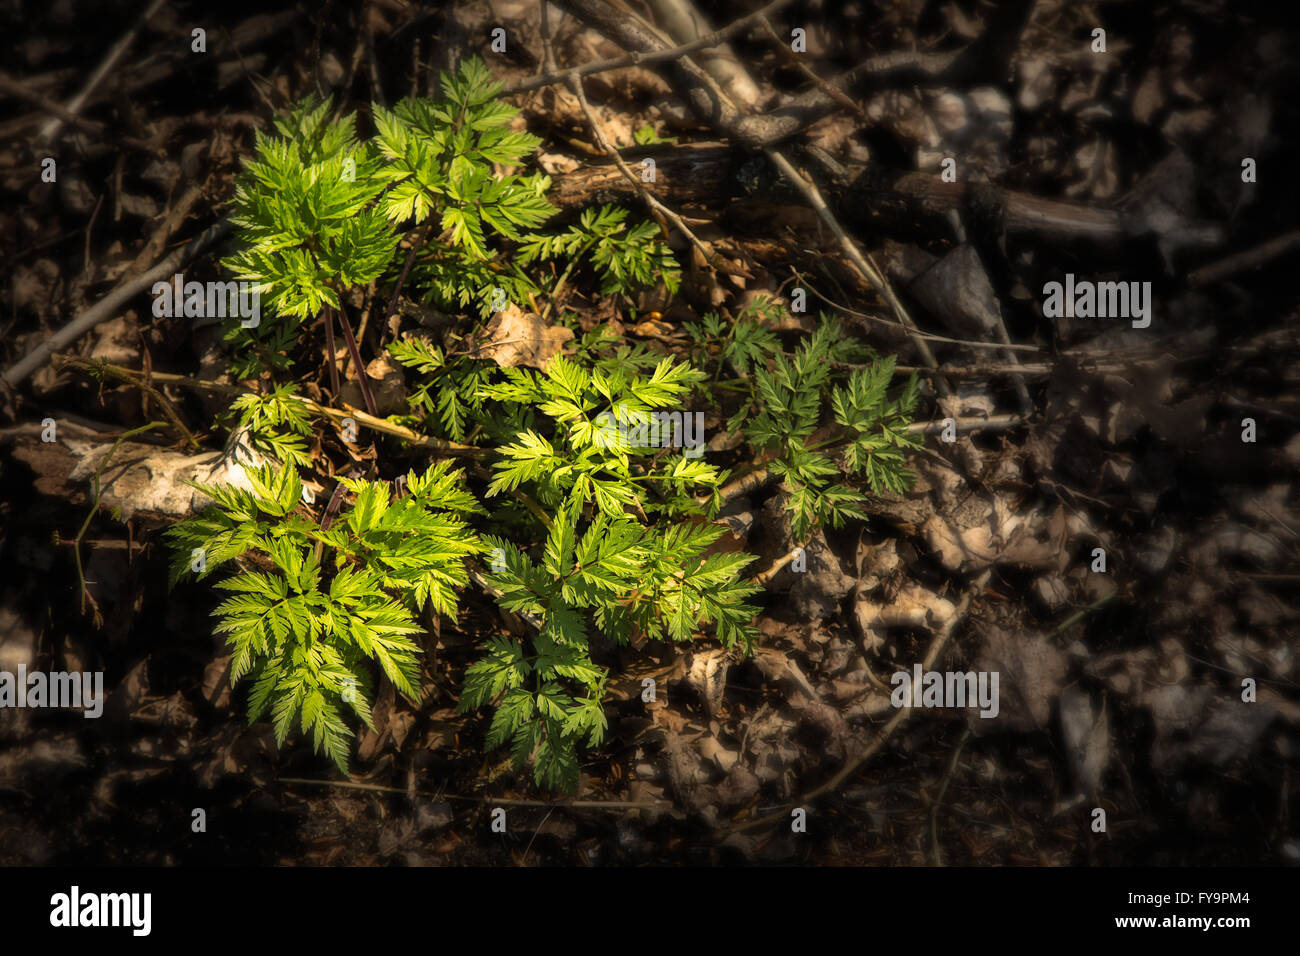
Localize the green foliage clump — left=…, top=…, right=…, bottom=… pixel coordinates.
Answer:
left=170, top=58, right=923, bottom=794
left=222, top=97, right=397, bottom=321
left=481, top=354, right=720, bottom=521
left=216, top=56, right=681, bottom=379
left=225, top=383, right=313, bottom=469
left=689, top=305, right=922, bottom=539
left=464, top=510, right=759, bottom=792
left=373, top=57, right=556, bottom=317
left=386, top=337, right=501, bottom=444
left=166, top=462, right=483, bottom=772
left=519, top=204, right=680, bottom=299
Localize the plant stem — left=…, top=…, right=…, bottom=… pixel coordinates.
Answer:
left=334, top=304, right=379, bottom=417
left=541, top=238, right=595, bottom=321
left=323, top=307, right=340, bottom=399
left=381, top=222, right=433, bottom=330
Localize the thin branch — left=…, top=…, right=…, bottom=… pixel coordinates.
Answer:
left=35, top=0, right=168, bottom=142
left=753, top=545, right=803, bottom=585
left=47, top=355, right=489, bottom=458
left=53, top=355, right=200, bottom=450
left=1188, top=229, right=1300, bottom=287
left=2, top=218, right=233, bottom=387
left=764, top=148, right=947, bottom=390
left=906, top=413, right=1025, bottom=435
left=506, top=0, right=796, bottom=95
left=67, top=421, right=167, bottom=624
left=566, top=73, right=725, bottom=274
left=791, top=268, right=1045, bottom=353
left=754, top=15, right=867, bottom=121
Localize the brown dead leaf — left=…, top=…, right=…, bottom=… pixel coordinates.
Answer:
left=972, top=627, right=1067, bottom=733
left=684, top=648, right=730, bottom=718
left=471, top=304, right=573, bottom=370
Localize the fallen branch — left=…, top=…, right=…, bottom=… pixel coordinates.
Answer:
left=35, top=0, right=168, bottom=142
left=506, top=0, right=795, bottom=96
left=2, top=218, right=232, bottom=387
left=1188, top=229, right=1300, bottom=287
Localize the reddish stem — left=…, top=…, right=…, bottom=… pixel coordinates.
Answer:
left=335, top=304, right=378, bottom=417
left=382, top=223, right=432, bottom=330
left=322, top=306, right=340, bottom=399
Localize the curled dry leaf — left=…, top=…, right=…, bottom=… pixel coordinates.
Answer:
left=470, top=303, right=573, bottom=370
left=1058, top=685, right=1110, bottom=794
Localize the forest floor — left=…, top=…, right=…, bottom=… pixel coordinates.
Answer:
left=0, top=0, right=1297, bottom=865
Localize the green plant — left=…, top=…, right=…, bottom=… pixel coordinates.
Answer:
left=685, top=298, right=781, bottom=377
left=372, top=57, right=556, bottom=318
left=519, top=204, right=681, bottom=301
left=481, top=354, right=720, bottom=522
left=166, top=461, right=484, bottom=772
left=386, top=337, right=500, bottom=444
left=464, top=509, right=759, bottom=791
left=171, top=57, right=922, bottom=794
left=223, top=97, right=396, bottom=323
left=217, top=56, right=680, bottom=386
left=707, top=309, right=922, bottom=539
left=225, top=383, right=314, bottom=469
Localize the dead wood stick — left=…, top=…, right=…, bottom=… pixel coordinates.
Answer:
left=2, top=218, right=232, bottom=388
left=508, top=0, right=795, bottom=95
left=907, top=413, right=1024, bottom=435
left=753, top=545, right=803, bottom=586
left=1188, top=229, right=1300, bottom=287
left=0, top=71, right=162, bottom=156
left=566, top=73, right=725, bottom=273
left=547, top=142, right=733, bottom=210
left=36, top=0, right=168, bottom=142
